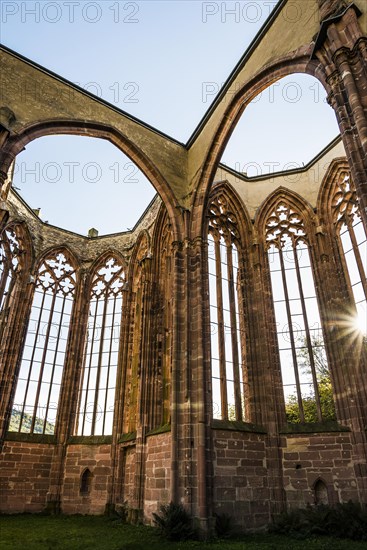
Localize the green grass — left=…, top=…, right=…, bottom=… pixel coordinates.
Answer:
left=0, top=514, right=366, bottom=550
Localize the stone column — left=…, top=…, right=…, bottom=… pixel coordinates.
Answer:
left=0, top=261, right=34, bottom=448
left=313, top=1, right=367, bottom=225
left=130, top=254, right=153, bottom=521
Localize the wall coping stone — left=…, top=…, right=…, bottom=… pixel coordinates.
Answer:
left=280, top=421, right=351, bottom=434
left=5, top=432, right=56, bottom=444
left=211, top=419, right=267, bottom=433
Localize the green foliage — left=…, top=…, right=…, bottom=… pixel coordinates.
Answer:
left=9, top=408, right=55, bottom=434
left=214, top=512, right=233, bottom=539
left=285, top=337, right=336, bottom=423
left=1, top=514, right=366, bottom=549
left=152, top=502, right=195, bottom=541
left=285, top=375, right=336, bottom=423
left=270, top=502, right=367, bottom=541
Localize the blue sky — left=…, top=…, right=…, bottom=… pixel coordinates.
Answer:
left=2, top=1, right=340, bottom=235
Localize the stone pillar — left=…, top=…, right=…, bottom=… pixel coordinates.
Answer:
left=130, top=254, right=153, bottom=521
left=0, top=260, right=34, bottom=448
left=313, top=2, right=367, bottom=225
left=312, top=218, right=367, bottom=502
left=186, top=236, right=212, bottom=530
left=170, top=238, right=188, bottom=507
left=247, top=233, right=287, bottom=517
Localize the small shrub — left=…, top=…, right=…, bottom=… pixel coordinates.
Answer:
left=114, top=502, right=128, bottom=523
left=152, top=502, right=195, bottom=541
left=270, top=501, right=367, bottom=541
left=214, top=512, right=233, bottom=539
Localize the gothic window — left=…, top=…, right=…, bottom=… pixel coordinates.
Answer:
left=266, top=201, right=335, bottom=423
left=332, top=172, right=367, bottom=335
left=10, top=251, right=76, bottom=434
left=76, top=256, right=126, bottom=436
left=0, top=225, right=23, bottom=314
left=207, top=194, right=246, bottom=421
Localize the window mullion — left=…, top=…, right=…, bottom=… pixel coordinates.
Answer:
left=0, top=260, right=10, bottom=308
left=81, top=298, right=99, bottom=435
left=293, top=245, right=322, bottom=422
left=19, top=289, right=47, bottom=432
left=30, top=288, right=58, bottom=433
left=92, top=294, right=108, bottom=435
left=226, top=241, right=242, bottom=421
left=214, top=236, right=228, bottom=419
left=43, top=292, right=67, bottom=434
left=347, top=218, right=367, bottom=298
left=102, top=293, right=117, bottom=435
left=279, top=247, right=305, bottom=423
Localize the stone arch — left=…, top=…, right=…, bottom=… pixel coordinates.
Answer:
left=317, top=157, right=351, bottom=225
left=191, top=53, right=328, bottom=237
left=128, top=230, right=151, bottom=289
left=87, top=249, right=128, bottom=290
left=254, top=186, right=316, bottom=240
left=32, top=244, right=80, bottom=278
left=152, top=203, right=171, bottom=259
left=1, top=120, right=183, bottom=242
left=1, top=219, right=34, bottom=277
left=207, top=180, right=253, bottom=247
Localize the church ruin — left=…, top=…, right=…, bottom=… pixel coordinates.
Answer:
left=0, top=0, right=366, bottom=532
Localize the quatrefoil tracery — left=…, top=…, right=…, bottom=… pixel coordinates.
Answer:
left=332, top=172, right=360, bottom=228
left=0, top=226, right=23, bottom=275
left=37, top=252, right=76, bottom=296
left=91, top=257, right=125, bottom=298
left=265, top=201, right=306, bottom=249
left=208, top=194, right=240, bottom=244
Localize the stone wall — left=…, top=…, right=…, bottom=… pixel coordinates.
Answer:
left=212, top=429, right=270, bottom=529
left=0, top=439, right=54, bottom=513
left=144, top=432, right=171, bottom=520
left=282, top=432, right=359, bottom=507
left=61, top=443, right=112, bottom=515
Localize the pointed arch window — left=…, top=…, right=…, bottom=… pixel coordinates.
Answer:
left=332, top=172, right=367, bottom=335
left=75, top=256, right=126, bottom=436
left=0, top=225, right=23, bottom=314
left=266, top=201, right=335, bottom=423
left=10, top=251, right=76, bottom=434
left=207, top=194, right=246, bottom=421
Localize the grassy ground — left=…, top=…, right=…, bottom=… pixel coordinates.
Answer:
left=0, top=514, right=366, bottom=550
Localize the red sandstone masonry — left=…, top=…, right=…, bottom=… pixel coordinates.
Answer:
left=281, top=432, right=360, bottom=507
left=61, top=444, right=111, bottom=515
left=143, top=432, right=171, bottom=521
left=0, top=441, right=54, bottom=513
left=212, top=431, right=270, bottom=529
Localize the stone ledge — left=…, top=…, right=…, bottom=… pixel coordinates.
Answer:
left=146, top=423, right=171, bottom=437
left=211, top=419, right=267, bottom=433
left=280, top=421, right=350, bottom=434
left=118, top=431, right=137, bottom=444
left=67, top=435, right=112, bottom=445
left=5, top=431, right=56, bottom=444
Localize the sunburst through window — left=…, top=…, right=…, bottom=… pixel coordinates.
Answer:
left=266, top=201, right=335, bottom=423
left=333, top=173, right=367, bottom=337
